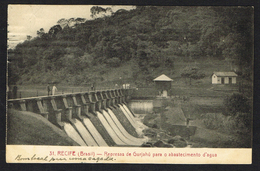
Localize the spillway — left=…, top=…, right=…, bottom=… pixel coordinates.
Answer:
left=82, top=117, right=108, bottom=146
left=88, top=112, right=116, bottom=146
left=7, top=88, right=152, bottom=147
left=111, top=107, right=139, bottom=137
left=119, top=104, right=147, bottom=136
left=121, top=104, right=147, bottom=129
left=119, top=105, right=137, bottom=128
left=96, top=111, right=127, bottom=146
left=122, top=104, right=136, bottom=118
left=74, top=119, right=98, bottom=146
left=63, top=122, right=87, bottom=146
left=107, top=108, right=148, bottom=143
left=102, top=109, right=143, bottom=146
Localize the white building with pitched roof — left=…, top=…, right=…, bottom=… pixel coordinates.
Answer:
left=212, top=72, right=238, bottom=84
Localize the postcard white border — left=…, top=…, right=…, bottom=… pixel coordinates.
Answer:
left=6, top=145, right=252, bottom=164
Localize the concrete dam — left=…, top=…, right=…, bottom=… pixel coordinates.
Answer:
left=7, top=89, right=151, bottom=147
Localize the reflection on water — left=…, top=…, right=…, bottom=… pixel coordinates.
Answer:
left=63, top=122, right=86, bottom=146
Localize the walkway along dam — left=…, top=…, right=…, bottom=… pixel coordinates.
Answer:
left=7, top=88, right=153, bottom=147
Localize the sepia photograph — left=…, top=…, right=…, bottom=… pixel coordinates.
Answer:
left=6, top=5, right=253, bottom=164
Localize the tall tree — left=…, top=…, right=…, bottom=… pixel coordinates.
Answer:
left=181, top=66, right=205, bottom=85
left=90, top=6, right=113, bottom=18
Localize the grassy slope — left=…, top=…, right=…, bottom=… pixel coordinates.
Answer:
left=15, top=56, right=247, bottom=98
left=17, top=54, right=234, bottom=87
left=7, top=109, right=79, bottom=146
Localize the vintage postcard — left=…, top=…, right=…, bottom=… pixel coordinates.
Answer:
left=6, top=5, right=253, bottom=164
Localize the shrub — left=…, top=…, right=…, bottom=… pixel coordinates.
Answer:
left=201, top=113, right=226, bottom=130
left=223, top=93, right=251, bottom=116
left=181, top=66, right=205, bottom=85
left=201, top=112, right=251, bottom=134
left=105, top=57, right=121, bottom=67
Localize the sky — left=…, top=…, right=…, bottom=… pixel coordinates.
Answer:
left=8, top=5, right=135, bottom=49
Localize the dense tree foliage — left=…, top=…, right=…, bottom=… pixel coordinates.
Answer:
left=9, top=6, right=253, bottom=85
left=181, top=66, right=205, bottom=85
left=223, top=93, right=251, bottom=116
left=223, top=93, right=252, bottom=128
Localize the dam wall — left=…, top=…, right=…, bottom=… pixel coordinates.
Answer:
left=7, top=89, right=148, bottom=147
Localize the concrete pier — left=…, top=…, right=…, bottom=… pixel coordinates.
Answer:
left=7, top=89, right=147, bottom=146
left=8, top=89, right=130, bottom=124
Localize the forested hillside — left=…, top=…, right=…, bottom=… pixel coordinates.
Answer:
left=8, top=6, right=253, bottom=86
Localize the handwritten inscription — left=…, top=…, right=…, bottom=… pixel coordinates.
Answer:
left=49, top=157, right=67, bottom=162
left=14, top=154, right=114, bottom=163
left=13, top=151, right=218, bottom=163
left=15, top=154, right=48, bottom=161
left=15, top=155, right=30, bottom=161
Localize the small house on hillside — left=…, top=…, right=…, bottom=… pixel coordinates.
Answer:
left=153, top=74, right=173, bottom=97
left=212, top=72, right=238, bottom=84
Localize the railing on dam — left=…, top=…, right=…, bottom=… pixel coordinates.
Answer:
left=7, top=86, right=132, bottom=99
left=7, top=88, right=133, bottom=129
